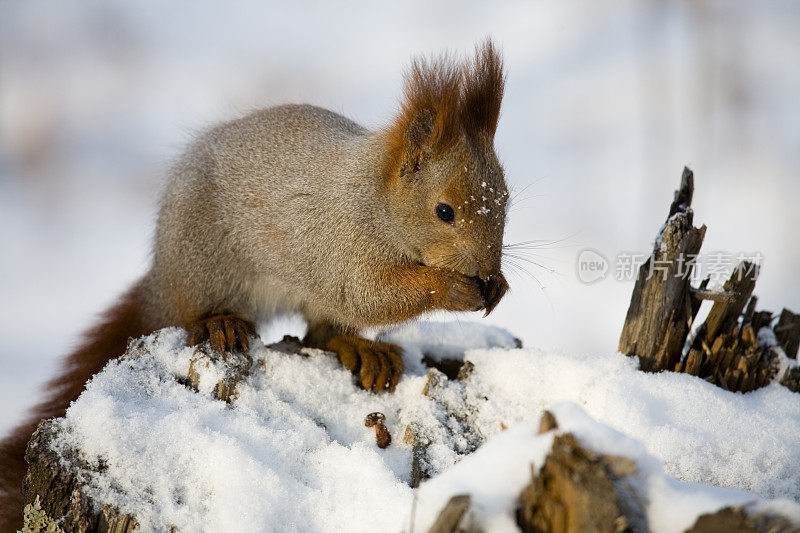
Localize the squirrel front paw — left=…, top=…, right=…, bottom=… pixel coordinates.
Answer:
left=325, top=336, right=404, bottom=392
left=188, top=313, right=257, bottom=355
left=435, top=271, right=485, bottom=313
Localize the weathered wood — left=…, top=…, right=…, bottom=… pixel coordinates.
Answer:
left=419, top=337, right=520, bottom=380
left=265, top=334, right=306, bottom=355
left=21, top=421, right=138, bottom=533
left=681, top=263, right=780, bottom=393
left=685, top=505, right=795, bottom=533
left=749, top=310, right=773, bottom=335
left=774, top=308, right=800, bottom=359
left=619, top=167, right=706, bottom=372
left=741, top=295, right=758, bottom=327
left=515, top=416, right=800, bottom=533
left=668, top=166, right=694, bottom=217
left=426, top=494, right=471, bottom=533
left=689, top=287, right=733, bottom=304
left=618, top=167, right=797, bottom=394
left=187, top=344, right=252, bottom=403
left=780, top=367, right=800, bottom=393
left=516, top=433, right=645, bottom=533
left=538, top=410, right=558, bottom=434
left=696, top=262, right=758, bottom=343
left=421, top=355, right=467, bottom=381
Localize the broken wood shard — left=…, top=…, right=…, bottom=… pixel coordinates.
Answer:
left=516, top=433, right=645, bottom=533
left=685, top=505, right=796, bottom=533
left=774, top=308, right=800, bottom=359
left=538, top=410, right=559, bottom=435
left=680, top=267, right=781, bottom=393
left=698, top=262, right=758, bottom=343
left=426, top=494, right=472, bottom=533
left=619, top=167, right=706, bottom=372
left=780, top=366, right=800, bottom=393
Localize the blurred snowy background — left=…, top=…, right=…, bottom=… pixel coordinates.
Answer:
left=1, top=0, right=798, bottom=434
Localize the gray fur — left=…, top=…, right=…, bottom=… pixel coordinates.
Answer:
left=144, top=103, right=507, bottom=332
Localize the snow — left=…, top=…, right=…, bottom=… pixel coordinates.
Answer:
left=379, top=320, right=519, bottom=371
left=48, top=321, right=800, bottom=532
left=413, top=421, right=555, bottom=532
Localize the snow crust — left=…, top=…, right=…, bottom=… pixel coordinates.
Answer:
left=50, top=321, right=800, bottom=532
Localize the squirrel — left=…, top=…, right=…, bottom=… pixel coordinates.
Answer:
left=0, top=40, right=509, bottom=528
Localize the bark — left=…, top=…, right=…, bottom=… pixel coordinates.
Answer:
left=426, top=494, right=472, bottom=533
left=21, top=421, right=137, bottom=533
left=516, top=432, right=645, bottom=533
left=685, top=505, right=795, bottom=533
left=774, top=308, right=800, bottom=359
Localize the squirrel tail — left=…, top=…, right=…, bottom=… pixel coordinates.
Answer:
left=0, top=279, right=152, bottom=531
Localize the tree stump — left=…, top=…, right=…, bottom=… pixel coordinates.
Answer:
left=516, top=412, right=797, bottom=533
left=678, top=265, right=780, bottom=392
left=619, top=167, right=798, bottom=394
left=21, top=333, right=261, bottom=531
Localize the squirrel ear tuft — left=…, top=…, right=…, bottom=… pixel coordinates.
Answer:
left=460, top=39, right=505, bottom=138
left=384, top=54, right=461, bottom=178
left=382, top=40, right=505, bottom=180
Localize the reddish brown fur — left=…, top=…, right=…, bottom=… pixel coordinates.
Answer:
left=382, top=39, right=505, bottom=180
left=461, top=40, right=505, bottom=139
left=0, top=280, right=152, bottom=531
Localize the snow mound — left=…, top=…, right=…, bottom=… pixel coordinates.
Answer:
left=415, top=403, right=800, bottom=532
left=379, top=320, right=520, bottom=361
left=46, top=322, right=800, bottom=532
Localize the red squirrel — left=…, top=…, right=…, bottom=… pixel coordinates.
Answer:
left=0, top=40, right=509, bottom=528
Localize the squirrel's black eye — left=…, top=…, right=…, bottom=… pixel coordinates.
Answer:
left=436, top=203, right=455, bottom=223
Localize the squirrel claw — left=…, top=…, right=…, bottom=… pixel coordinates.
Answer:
left=188, top=314, right=257, bottom=355
left=326, top=336, right=404, bottom=393
left=479, top=271, right=509, bottom=317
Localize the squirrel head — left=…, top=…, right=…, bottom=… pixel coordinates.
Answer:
left=382, top=40, right=507, bottom=280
